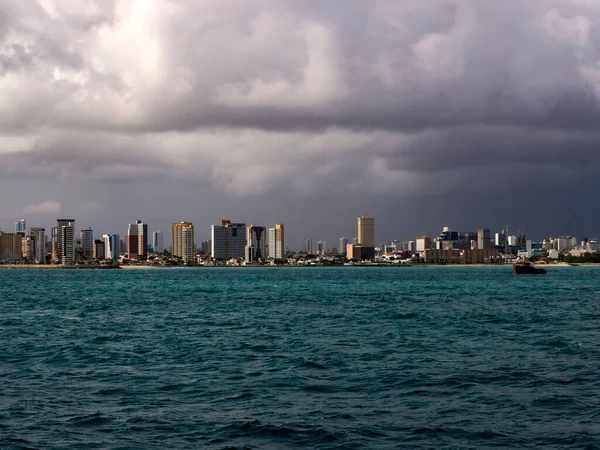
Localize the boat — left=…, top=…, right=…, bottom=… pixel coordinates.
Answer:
left=513, top=260, right=547, bottom=274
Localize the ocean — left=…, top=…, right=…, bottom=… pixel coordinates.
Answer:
left=2, top=266, right=600, bottom=449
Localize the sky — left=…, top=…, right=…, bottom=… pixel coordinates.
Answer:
left=1, top=0, right=600, bottom=249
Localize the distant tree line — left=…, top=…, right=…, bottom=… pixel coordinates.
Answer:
left=564, top=253, right=600, bottom=264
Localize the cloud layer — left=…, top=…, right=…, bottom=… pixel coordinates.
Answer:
left=22, top=200, right=61, bottom=215
left=2, top=0, right=600, bottom=244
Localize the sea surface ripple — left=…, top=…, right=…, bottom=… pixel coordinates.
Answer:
left=2, top=266, right=600, bottom=449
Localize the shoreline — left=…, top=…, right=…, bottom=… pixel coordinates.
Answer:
left=1, top=262, right=598, bottom=269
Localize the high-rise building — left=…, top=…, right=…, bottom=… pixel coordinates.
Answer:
left=495, top=232, right=506, bottom=247
left=103, top=234, right=120, bottom=260
left=128, top=220, right=148, bottom=259
left=15, top=219, right=26, bottom=233
left=51, top=227, right=59, bottom=262
left=556, top=236, right=576, bottom=252
left=306, top=238, right=313, bottom=253
left=317, top=240, right=325, bottom=255
left=416, top=236, right=432, bottom=252
left=339, top=237, right=348, bottom=256
left=355, top=215, right=375, bottom=260
left=0, top=232, right=22, bottom=262
left=245, top=225, right=266, bottom=263
left=152, top=230, right=163, bottom=253
left=211, top=220, right=246, bottom=260
left=172, top=222, right=195, bottom=264
left=80, top=228, right=94, bottom=259
left=477, top=228, right=491, bottom=250
left=200, top=240, right=211, bottom=254
left=28, top=227, right=46, bottom=263
left=268, top=224, right=285, bottom=259
left=61, top=222, right=75, bottom=265
left=21, top=236, right=34, bottom=260
left=358, top=215, right=375, bottom=247
left=54, top=218, right=75, bottom=263
left=94, top=240, right=105, bottom=260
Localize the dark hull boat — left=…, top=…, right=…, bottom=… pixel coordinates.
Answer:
left=513, top=261, right=547, bottom=274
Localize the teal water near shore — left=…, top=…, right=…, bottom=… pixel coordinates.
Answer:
left=2, top=267, right=600, bottom=449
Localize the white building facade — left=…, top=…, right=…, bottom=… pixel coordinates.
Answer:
left=103, top=234, right=120, bottom=260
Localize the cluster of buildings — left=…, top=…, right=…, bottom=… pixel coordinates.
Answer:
left=0, top=217, right=286, bottom=266
left=375, top=226, right=600, bottom=264
left=303, top=216, right=376, bottom=260
left=1, top=215, right=596, bottom=266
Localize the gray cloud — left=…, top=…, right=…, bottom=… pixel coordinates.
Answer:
left=1, top=0, right=600, bottom=245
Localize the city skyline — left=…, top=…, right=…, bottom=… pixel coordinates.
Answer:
left=1, top=1, right=600, bottom=244
left=0, top=214, right=598, bottom=254
left=2, top=210, right=597, bottom=265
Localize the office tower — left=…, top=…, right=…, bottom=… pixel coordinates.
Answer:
left=103, top=234, right=120, bottom=260
left=268, top=224, right=285, bottom=259
left=306, top=238, right=313, bottom=253
left=526, top=239, right=533, bottom=255
left=317, top=240, right=325, bottom=255
left=61, top=222, right=75, bottom=264
left=80, top=228, right=94, bottom=259
left=495, top=232, right=506, bottom=247
left=211, top=220, right=246, bottom=260
left=94, top=240, right=105, bottom=260
left=172, top=222, right=195, bottom=264
left=556, top=236, right=576, bottom=252
left=15, top=219, right=26, bottom=233
left=29, top=227, right=46, bottom=263
left=51, top=227, right=59, bottom=261
left=54, top=218, right=75, bottom=263
left=356, top=215, right=375, bottom=260
left=200, top=240, right=211, bottom=254
left=339, top=237, right=348, bottom=256
left=128, top=220, right=148, bottom=259
left=477, top=228, right=491, bottom=250
left=0, top=232, right=23, bottom=261
left=245, top=225, right=266, bottom=263
left=152, top=230, right=163, bottom=253
left=21, top=236, right=34, bottom=260
left=358, top=215, right=375, bottom=247
left=416, top=236, right=432, bottom=252
left=347, top=243, right=358, bottom=260
left=516, top=231, right=527, bottom=249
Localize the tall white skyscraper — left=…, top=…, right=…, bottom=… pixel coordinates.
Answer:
left=103, top=234, right=120, bottom=260
left=211, top=220, right=246, bottom=260
left=152, top=230, right=163, bottom=253
left=268, top=223, right=285, bottom=259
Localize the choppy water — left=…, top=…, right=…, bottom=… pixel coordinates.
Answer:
left=2, top=266, right=600, bottom=449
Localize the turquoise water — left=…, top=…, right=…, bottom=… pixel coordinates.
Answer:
left=2, top=267, right=600, bottom=449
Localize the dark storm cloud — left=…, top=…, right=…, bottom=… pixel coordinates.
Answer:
left=1, top=0, right=600, bottom=240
